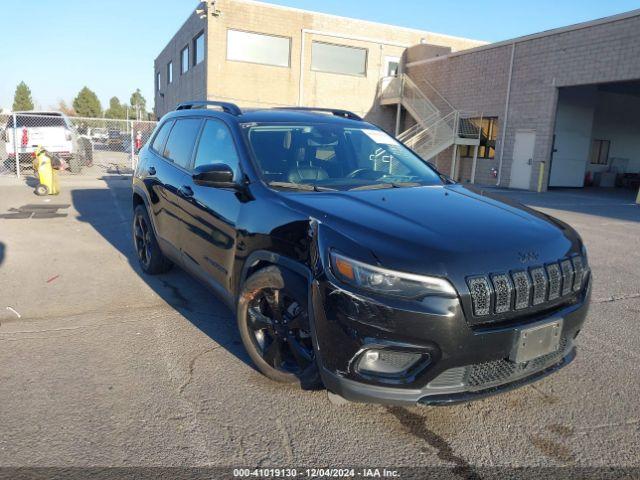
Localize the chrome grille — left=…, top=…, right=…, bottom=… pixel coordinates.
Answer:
left=491, top=274, right=513, bottom=314
left=572, top=256, right=584, bottom=292
left=530, top=267, right=548, bottom=306
left=560, top=259, right=574, bottom=296
left=546, top=263, right=562, bottom=301
left=466, top=256, right=587, bottom=320
left=512, top=271, right=532, bottom=310
left=467, top=276, right=491, bottom=316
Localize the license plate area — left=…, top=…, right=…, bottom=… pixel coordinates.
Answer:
left=510, top=319, right=563, bottom=363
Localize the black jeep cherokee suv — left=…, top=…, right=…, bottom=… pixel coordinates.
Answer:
left=132, top=101, right=591, bottom=406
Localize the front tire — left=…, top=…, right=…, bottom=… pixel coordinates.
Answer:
left=132, top=205, right=172, bottom=274
left=238, top=266, right=322, bottom=389
left=35, top=184, right=48, bottom=196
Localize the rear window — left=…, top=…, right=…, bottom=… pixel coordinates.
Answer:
left=5, top=114, right=68, bottom=129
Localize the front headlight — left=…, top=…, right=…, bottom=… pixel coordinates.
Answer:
left=329, top=251, right=456, bottom=299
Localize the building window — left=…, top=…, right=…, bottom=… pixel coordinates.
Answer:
left=193, top=31, right=205, bottom=66
left=459, top=117, right=499, bottom=159
left=156, top=71, right=161, bottom=92
left=167, top=61, right=173, bottom=84
left=226, top=29, right=290, bottom=67
left=590, top=139, right=610, bottom=165
left=181, top=46, right=189, bottom=74
left=311, top=41, right=368, bottom=77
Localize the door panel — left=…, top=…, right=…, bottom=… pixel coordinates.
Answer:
left=160, top=164, right=193, bottom=249
left=180, top=119, right=243, bottom=292
left=509, top=130, right=536, bottom=190
left=549, top=132, right=588, bottom=187
left=156, top=118, right=203, bottom=249
left=180, top=186, right=240, bottom=291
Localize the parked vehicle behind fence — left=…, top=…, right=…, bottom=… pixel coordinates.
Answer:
left=3, top=111, right=89, bottom=173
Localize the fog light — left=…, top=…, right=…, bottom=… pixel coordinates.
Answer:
left=357, top=349, right=424, bottom=376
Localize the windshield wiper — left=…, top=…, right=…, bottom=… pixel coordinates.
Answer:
left=268, top=182, right=337, bottom=192
left=348, top=181, right=421, bottom=191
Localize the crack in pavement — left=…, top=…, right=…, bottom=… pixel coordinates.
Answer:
left=593, top=293, right=640, bottom=304
left=386, top=407, right=481, bottom=480
left=178, top=345, right=225, bottom=395
left=160, top=280, right=193, bottom=312
left=275, top=417, right=295, bottom=463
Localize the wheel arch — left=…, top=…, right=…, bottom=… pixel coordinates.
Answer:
left=132, top=185, right=160, bottom=239
left=239, top=251, right=313, bottom=292
left=238, top=251, right=325, bottom=387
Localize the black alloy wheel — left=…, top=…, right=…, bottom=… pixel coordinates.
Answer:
left=238, top=266, right=321, bottom=389
left=132, top=205, right=172, bottom=275
left=247, top=288, right=314, bottom=374
left=133, top=212, right=152, bottom=270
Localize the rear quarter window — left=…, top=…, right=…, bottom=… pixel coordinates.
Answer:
left=150, top=120, right=174, bottom=153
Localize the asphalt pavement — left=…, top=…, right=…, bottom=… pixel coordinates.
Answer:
left=0, top=175, right=638, bottom=476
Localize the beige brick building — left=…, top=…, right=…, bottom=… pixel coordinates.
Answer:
left=404, top=10, right=640, bottom=191
left=153, top=0, right=485, bottom=132
left=155, top=2, right=640, bottom=192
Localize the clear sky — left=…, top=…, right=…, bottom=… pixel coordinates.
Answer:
left=1, top=0, right=639, bottom=112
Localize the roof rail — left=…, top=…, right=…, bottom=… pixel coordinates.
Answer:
left=277, top=107, right=363, bottom=121
left=176, top=101, right=242, bottom=116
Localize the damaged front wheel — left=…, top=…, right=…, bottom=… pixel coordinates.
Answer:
left=237, top=266, right=322, bottom=390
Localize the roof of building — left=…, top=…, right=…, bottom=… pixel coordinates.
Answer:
left=406, top=8, right=640, bottom=67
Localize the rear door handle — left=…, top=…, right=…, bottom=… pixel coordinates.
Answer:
left=179, top=185, right=194, bottom=198
left=148, top=166, right=156, bottom=175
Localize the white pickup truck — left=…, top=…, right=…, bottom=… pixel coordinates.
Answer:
left=3, top=111, right=91, bottom=173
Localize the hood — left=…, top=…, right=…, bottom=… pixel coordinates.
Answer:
left=280, top=184, right=580, bottom=280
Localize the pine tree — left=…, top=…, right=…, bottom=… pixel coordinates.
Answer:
left=72, top=87, right=103, bottom=118
left=104, top=97, right=126, bottom=119
left=129, top=89, right=147, bottom=119
left=13, top=82, right=34, bottom=111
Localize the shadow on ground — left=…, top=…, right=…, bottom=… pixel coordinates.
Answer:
left=478, top=186, right=640, bottom=223
left=70, top=176, right=251, bottom=369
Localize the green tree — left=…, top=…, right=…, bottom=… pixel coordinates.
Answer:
left=72, top=87, right=102, bottom=118
left=104, top=97, right=126, bottom=119
left=13, top=81, right=34, bottom=111
left=129, top=89, right=147, bottom=119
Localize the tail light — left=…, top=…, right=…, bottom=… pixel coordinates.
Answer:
left=21, top=127, right=29, bottom=147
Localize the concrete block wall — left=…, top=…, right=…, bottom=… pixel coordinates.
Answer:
left=154, top=11, right=208, bottom=118
left=406, top=11, right=640, bottom=190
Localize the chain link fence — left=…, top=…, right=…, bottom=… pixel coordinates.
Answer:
left=0, top=112, right=157, bottom=177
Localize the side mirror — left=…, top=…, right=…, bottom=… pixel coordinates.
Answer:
left=192, top=163, right=235, bottom=188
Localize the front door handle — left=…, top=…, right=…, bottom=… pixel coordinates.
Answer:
left=148, top=166, right=156, bottom=175
left=179, top=185, right=194, bottom=198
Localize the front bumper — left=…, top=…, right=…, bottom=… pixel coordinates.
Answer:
left=312, top=275, right=590, bottom=406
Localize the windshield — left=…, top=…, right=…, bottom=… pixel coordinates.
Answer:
left=242, top=123, right=444, bottom=191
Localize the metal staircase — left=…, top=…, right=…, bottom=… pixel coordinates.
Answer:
left=379, top=74, right=480, bottom=163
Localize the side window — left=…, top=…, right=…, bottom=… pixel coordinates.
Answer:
left=194, top=120, right=241, bottom=180
left=151, top=120, right=174, bottom=153
left=163, top=118, right=203, bottom=168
